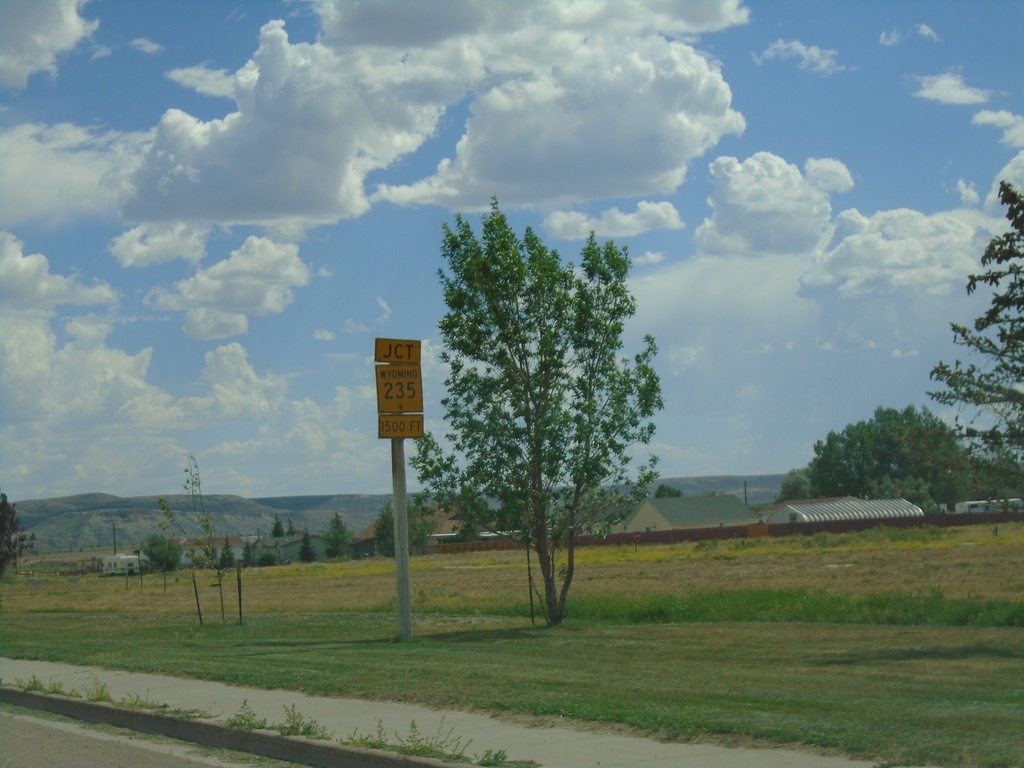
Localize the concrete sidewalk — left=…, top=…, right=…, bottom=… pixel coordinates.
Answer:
left=1, top=658, right=905, bottom=768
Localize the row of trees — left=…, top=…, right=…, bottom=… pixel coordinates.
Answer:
left=137, top=457, right=356, bottom=594
left=774, top=404, right=1022, bottom=510
left=142, top=508, right=355, bottom=573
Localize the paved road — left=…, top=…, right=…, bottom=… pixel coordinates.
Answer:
left=0, top=710, right=297, bottom=768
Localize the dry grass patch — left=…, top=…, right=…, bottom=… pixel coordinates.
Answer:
left=7, top=522, right=1024, bottom=615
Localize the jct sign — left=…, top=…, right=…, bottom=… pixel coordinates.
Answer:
left=375, top=338, right=421, bottom=364
left=375, top=338, right=424, bottom=438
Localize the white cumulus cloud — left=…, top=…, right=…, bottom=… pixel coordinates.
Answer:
left=130, top=37, right=163, bottom=55
left=146, top=236, right=311, bottom=339
left=803, top=208, right=989, bottom=297
left=973, top=110, right=1024, bottom=149
left=120, top=19, right=450, bottom=231
left=0, top=231, right=117, bottom=311
left=166, top=66, right=236, bottom=98
left=196, top=384, right=378, bottom=497
left=753, top=39, right=848, bottom=75
left=879, top=24, right=938, bottom=47
left=0, top=123, right=145, bottom=227
left=879, top=29, right=901, bottom=47
left=957, top=179, right=980, bottom=207
left=184, top=343, right=289, bottom=421
left=545, top=202, right=685, bottom=239
left=0, top=0, right=98, bottom=89
left=0, top=313, right=299, bottom=495
left=21, top=3, right=752, bottom=232
left=804, top=158, right=855, bottom=194
left=633, top=251, right=667, bottom=267
left=314, top=0, right=750, bottom=45
left=109, top=223, right=209, bottom=267
left=914, top=72, right=990, bottom=105
left=371, top=6, right=745, bottom=209
left=695, top=152, right=847, bottom=257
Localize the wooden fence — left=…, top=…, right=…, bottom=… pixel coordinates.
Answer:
left=429, top=538, right=523, bottom=555
left=419, top=511, right=1024, bottom=556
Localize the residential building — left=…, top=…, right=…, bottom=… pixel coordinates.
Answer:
left=621, top=495, right=759, bottom=532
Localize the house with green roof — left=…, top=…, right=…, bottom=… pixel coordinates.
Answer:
left=621, top=495, right=759, bottom=532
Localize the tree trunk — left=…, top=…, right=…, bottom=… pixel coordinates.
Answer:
left=557, top=530, right=576, bottom=619
left=192, top=570, right=203, bottom=626
left=530, top=507, right=563, bottom=626
left=542, top=559, right=562, bottom=625
left=218, top=572, right=226, bottom=625
left=536, top=540, right=565, bottom=626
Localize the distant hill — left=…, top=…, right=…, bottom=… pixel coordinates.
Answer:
left=14, top=474, right=784, bottom=553
left=652, top=474, right=785, bottom=506
left=15, top=493, right=390, bottom=553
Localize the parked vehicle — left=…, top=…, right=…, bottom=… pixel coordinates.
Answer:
left=954, top=499, right=1023, bottom=514
left=102, top=554, right=140, bottom=576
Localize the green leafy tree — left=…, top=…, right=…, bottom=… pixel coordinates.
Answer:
left=141, top=533, right=181, bottom=573
left=412, top=201, right=662, bottom=626
left=218, top=535, right=236, bottom=570
left=775, top=468, right=811, bottom=503
left=1, top=490, right=35, bottom=578
left=298, top=527, right=316, bottom=563
left=241, top=539, right=255, bottom=567
left=409, top=497, right=438, bottom=548
left=257, top=550, right=277, bottom=567
left=270, top=514, right=285, bottom=538
left=801, top=405, right=968, bottom=512
left=931, top=181, right=1024, bottom=468
left=321, top=512, right=352, bottom=559
left=373, top=500, right=395, bottom=557
left=373, top=499, right=436, bottom=557
left=142, top=533, right=180, bottom=592
left=451, top=515, right=481, bottom=543
left=654, top=483, right=682, bottom=498
left=286, top=519, right=296, bottom=536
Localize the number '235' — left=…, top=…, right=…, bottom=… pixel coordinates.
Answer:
left=384, top=381, right=417, bottom=399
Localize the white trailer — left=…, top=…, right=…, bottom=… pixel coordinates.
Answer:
left=102, top=553, right=140, bottom=576
left=954, top=499, right=1023, bottom=514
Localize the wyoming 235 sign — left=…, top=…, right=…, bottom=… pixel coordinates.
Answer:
left=375, top=338, right=424, bottom=439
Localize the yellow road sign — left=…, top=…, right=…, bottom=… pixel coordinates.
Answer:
left=375, top=363, right=423, bottom=414
left=378, top=413, right=424, bottom=439
left=375, top=338, right=421, bottom=364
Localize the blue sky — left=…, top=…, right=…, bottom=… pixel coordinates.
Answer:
left=2, top=0, right=1023, bottom=500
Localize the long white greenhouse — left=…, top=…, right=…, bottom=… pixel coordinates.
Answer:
left=767, top=498, right=924, bottom=524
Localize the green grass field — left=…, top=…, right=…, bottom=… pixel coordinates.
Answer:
left=3, top=522, right=1023, bottom=768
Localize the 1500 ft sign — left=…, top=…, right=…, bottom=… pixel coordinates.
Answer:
left=375, top=364, right=423, bottom=414
left=378, top=413, right=423, bottom=439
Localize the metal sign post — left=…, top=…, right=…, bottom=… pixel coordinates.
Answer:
left=391, top=437, right=412, bottom=640
left=374, top=338, right=422, bottom=641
